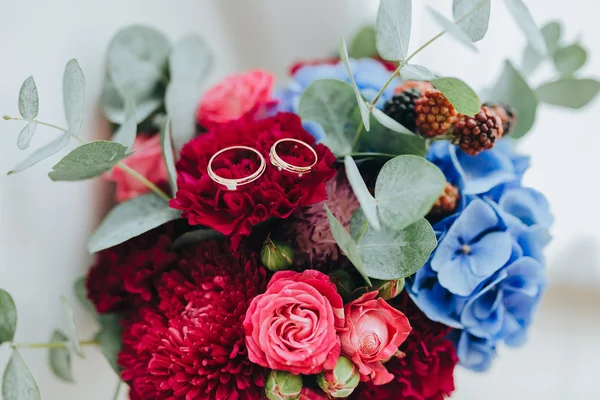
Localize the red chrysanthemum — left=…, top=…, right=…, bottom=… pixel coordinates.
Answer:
left=351, top=293, right=458, bottom=400
left=120, top=241, right=268, bottom=400
left=86, top=227, right=177, bottom=314
left=170, top=112, right=336, bottom=249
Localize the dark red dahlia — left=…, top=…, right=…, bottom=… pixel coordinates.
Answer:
left=119, top=241, right=268, bottom=400
left=351, top=293, right=458, bottom=400
left=86, top=227, right=177, bottom=314
left=170, top=112, right=336, bottom=249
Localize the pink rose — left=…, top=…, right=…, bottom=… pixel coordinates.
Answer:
left=103, top=134, right=168, bottom=202
left=299, top=388, right=329, bottom=400
left=339, top=291, right=412, bottom=385
left=243, top=270, right=344, bottom=375
left=197, top=70, right=274, bottom=126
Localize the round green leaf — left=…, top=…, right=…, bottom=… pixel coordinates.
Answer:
left=431, top=77, right=480, bottom=116
left=428, top=7, right=477, bottom=51
left=358, top=110, right=425, bottom=156
left=96, top=314, right=123, bottom=374
left=18, top=76, right=39, bottom=120
left=48, top=330, right=74, bottom=383
left=537, top=78, right=600, bottom=109
left=376, top=0, right=412, bottom=61
left=60, top=297, right=84, bottom=358
left=100, top=73, right=162, bottom=124
left=344, top=156, right=379, bottom=230
left=2, top=350, right=41, bottom=400
left=349, top=26, right=377, bottom=58
left=521, top=21, right=562, bottom=77
left=111, top=96, right=137, bottom=150
left=504, top=0, right=548, bottom=56
left=63, top=59, right=85, bottom=137
left=553, top=44, right=587, bottom=76
left=73, top=277, right=97, bottom=317
left=17, top=120, right=37, bottom=150
left=453, top=0, right=491, bottom=42
left=375, top=155, right=446, bottom=230
left=400, top=64, right=436, bottom=82
left=0, top=289, right=17, bottom=344
left=171, top=228, right=225, bottom=250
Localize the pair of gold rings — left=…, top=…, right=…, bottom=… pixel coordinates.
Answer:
left=207, top=138, right=318, bottom=191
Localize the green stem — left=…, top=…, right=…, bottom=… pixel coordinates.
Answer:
left=355, top=220, right=369, bottom=244
left=113, top=380, right=123, bottom=400
left=14, top=339, right=99, bottom=349
left=4, top=116, right=171, bottom=201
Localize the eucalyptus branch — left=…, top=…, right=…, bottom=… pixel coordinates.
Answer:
left=3, top=116, right=171, bottom=201
left=13, top=339, right=99, bottom=349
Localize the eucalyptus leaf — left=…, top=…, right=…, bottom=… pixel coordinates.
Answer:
left=537, top=78, right=600, bottom=109
left=0, top=288, right=17, bottom=344
left=96, top=314, right=123, bottom=374
left=344, top=156, right=380, bottom=230
left=63, top=59, right=85, bottom=137
left=504, top=0, right=547, bottom=56
left=166, top=35, right=213, bottom=150
left=159, top=117, right=177, bottom=193
left=339, top=38, right=370, bottom=131
left=428, top=7, right=477, bottom=51
left=101, top=73, right=162, bottom=124
left=73, top=277, right=96, bottom=317
left=376, top=0, right=412, bottom=61
left=48, top=141, right=129, bottom=182
left=521, top=22, right=562, bottom=76
left=17, top=121, right=37, bottom=150
left=431, top=77, right=480, bottom=116
left=111, top=96, right=137, bottom=150
left=351, top=210, right=436, bottom=280
left=60, top=296, right=84, bottom=358
left=298, top=79, right=357, bottom=156
left=358, top=111, right=426, bottom=156
left=171, top=229, right=225, bottom=250
left=18, top=76, right=39, bottom=119
left=8, top=132, right=70, bottom=175
left=453, top=0, right=491, bottom=42
left=375, top=155, right=446, bottom=230
left=553, top=44, right=587, bottom=76
left=325, top=204, right=371, bottom=286
left=2, top=350, right=41, bottom=400
left=88, top=193, right=180, bottom=253
left=400, top=64, right=436, bottom=82
left=48, top=330, right=74, bottom=383
left=349, top=26, right=377, bottom=58
left=371, top=107, right=415, bottom=135
left=486, top=61, right=538, bottom=138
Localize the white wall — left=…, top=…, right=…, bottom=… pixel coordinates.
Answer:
left=0, top=1, right=598, bottom=399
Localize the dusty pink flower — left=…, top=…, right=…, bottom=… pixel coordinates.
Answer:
left=196, top=70, right=275, bottom=126
left=340, top=292, right=412, bottom=385
left=243, top=270, right=344, bottom=375
left=103, top=134, right=168, bottom=202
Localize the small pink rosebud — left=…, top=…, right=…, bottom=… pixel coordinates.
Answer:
left=316, top=356, right=360, bottom=398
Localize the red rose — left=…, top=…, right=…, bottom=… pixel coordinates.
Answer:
left=243, top=270, right=344, bottom=375
left=339, top=292, right=412, bottom=385
left=170, top=112, right=336, bottom=249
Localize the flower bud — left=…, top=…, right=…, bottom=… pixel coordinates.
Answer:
left=328, top=269, right=355, bottom=300
left=372, top=278, right=405, bottom=300
left=316, top=356, right=359, bottom=398
left=261, top=239, right=294, bottom=272
left=265, top=370, right=303, bottom=400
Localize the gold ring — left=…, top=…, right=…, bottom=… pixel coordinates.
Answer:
left=207, top=146, right=266, bottom=191
left=269, top=138, right=318, bottom=177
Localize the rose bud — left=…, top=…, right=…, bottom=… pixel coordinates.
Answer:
left=328, top=269, right=355, bottom=300
left=261, top=238, right=294, bottom=272
left=316, top=356, right=360, bottom=398
left=265, top=370, right=303, bottom=400
left=372, top=278, right=405, bottom=300
left=299, top=388, right=329, bottom=400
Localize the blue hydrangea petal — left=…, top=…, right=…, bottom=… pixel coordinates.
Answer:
left=500, top=187, right=554, bottom=229
left=407, top=280, right=465, bottom=329
left=451, top=145, right=517, bottom=195
left=452, top=331, right=497, bottom=372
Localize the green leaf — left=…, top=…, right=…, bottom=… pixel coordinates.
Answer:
left=375, top=155, right=446, bottom=230
left=60, top=296, right=84, bottom=358
left=339, top=38, right=370, bottom=131
left=159, top=117, right=177, bottom=193
left=48, top=330, right=74, bottom=383
left=504, top=0, right=547, bottom=56
left=553, top=44, right=587, bottom=76
left=428, top=7, right=477, bottom=51
left=7, top=133, right=70, bottom=175
left=101, top=73, right=162, bottom=124
left=400, top=64, right=436, bottom=81
left=351, top=210, right=436, bottom=280
left=298, top=79, right=356, bottom=156
left=88, top=193, right=180, bottom=253
left=17, top=121, right=37, bottom=150
left=0, top=288, right=17, bottom=344
left=537, top=78, right=600, bottom=109
left=166, top=35, right=213, bottom=150
left=521, top=21, right=562, bottom=77
left=111, top=96, right=137, bottom=150
left=371, top=108, right=416, bottom=135
left=349, top=26, right=377, bottom=58
left=2, top=350, right=41, bottom=400
left=376, top=0, right=412, bottom=61
left=63, top=59, right=85, bottom=137
left=48, top=141, right=129, bottom=181
left=431, top=77, right=480, bottom=116
left=453, top=0, right=491, bottom=42
left=73, top=277, right=97, bottom=317
left=170, top=228, right=226, bottom=250
left=358, top=110, right=425, bottom=156
left=95, top=314, right=123, bottom=374
left=486, top=61, right=538, bottom=138
left=344, top=156, right=380, bottom=230
left=18, top=76, right=39, bottom=120
left=325, top=204, right=371, bottom=286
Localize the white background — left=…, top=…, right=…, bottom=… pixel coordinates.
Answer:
left=0, top=0, right=598, bottom=399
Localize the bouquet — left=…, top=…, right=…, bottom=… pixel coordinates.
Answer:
left=1, top=0, right=598, bottom=399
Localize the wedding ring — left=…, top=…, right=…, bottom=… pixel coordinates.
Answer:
left=269, top=138, right=318, bottom=177
left=207, top=146, right=266, bottom=191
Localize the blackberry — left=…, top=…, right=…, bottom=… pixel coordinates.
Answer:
left=483, top=102, right=517, bottom=137
left=383, top=88, right=421, bottom=132
left=453, top=106, right=504, bottom=156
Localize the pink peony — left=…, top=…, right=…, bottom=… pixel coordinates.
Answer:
left=243, top=270, right=344, bottom=375
left=196, top=70, right=275, bottom=126
left=103, top=134, right=169, bottom=202
left=340, top=292, right=412, bottom=385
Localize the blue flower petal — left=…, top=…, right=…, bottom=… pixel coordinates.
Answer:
left=499, top=187, right=554, bottom=229
left=452, top=331, right=496, bottom=372
left=451, top=146, right=517, bottom=195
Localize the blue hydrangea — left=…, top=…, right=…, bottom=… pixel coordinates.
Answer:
left=408, top=140, right=553, bottom=372
left=275, top=58, right=399, bottom=114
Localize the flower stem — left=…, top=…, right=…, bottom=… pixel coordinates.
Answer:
left=13, top=339, right=99, bottom=349
left=3, top=116, right=171, bottom=201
